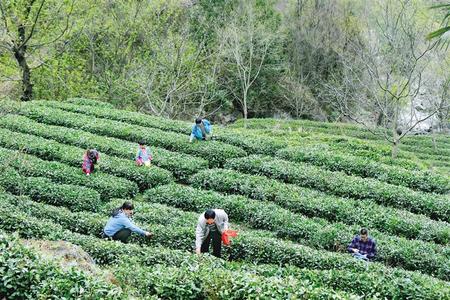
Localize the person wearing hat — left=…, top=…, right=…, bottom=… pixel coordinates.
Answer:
left=195, top=209, right=229, bottom=258
left=82, top=149, right=99, bottom=176
left=189, top=118, right=212, bottom=142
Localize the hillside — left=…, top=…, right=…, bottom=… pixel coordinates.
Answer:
left=0, top=98, right=449, bottom=299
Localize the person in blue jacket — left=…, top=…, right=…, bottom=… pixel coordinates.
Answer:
left=103, top=201, right=152, bottom=243
left=190, top=117, right=212, bottom=142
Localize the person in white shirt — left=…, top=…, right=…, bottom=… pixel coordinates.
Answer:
left=195, top=209, right=228, bottom=258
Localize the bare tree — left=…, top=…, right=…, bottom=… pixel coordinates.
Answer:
left=218, top=0, right=275, bottom=122
left=328, top=0, right=448, bottom=158
left=127, top=25, right=217, bottom=119
left=0, top=0, right=76, bottom=101
left=279, top=73, right=318, bottom=118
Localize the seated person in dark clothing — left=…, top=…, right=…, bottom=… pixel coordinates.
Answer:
left=347, top=228, right=377, bottom=261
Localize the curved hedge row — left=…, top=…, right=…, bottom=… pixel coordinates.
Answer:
left=241, top=129, right=425, bottom=170
left=40, top=100, right=287, bottom=156
left=230, top=118, right=368, bottom=132
left=4, top=194, right=195, bottom=250
left=20, top=103, right=246, bottom=167
left=0, top=127, right=173, bottom=190
left=144, top=184, right=450, bottom=280
left=0, top=198, right=359, bottom=299
left=288, top=133, right=418, bottom=162
left=239, top=263, right=450, bottom=300
left=400, top=143, right=450, bottom=158
left=189, top=168, right=449, bottom=245
left=230, top=118, right=450, bottom=155
left=276, top=146, right=449, bottom=193
left=65, top=97, right=115, bottom=109
left=316, top=135, right=449, bottom=169
left=0, top=168, right=101, bottom=212
left=114, top=261, right=356, bottom=300
left=0, top=147, right=138, bottom=199
left=55, top=101, right=289, bottom=156
left=0, top=232, right=123, bottom=299
left=214, top=129, right=288, bottom=155
left=403, top=134, right=450, bottom=147
left=412, top=151, right=450, bottom=164
left=230, top=118, right=393, bottom=142
left=1, top=193, right=448, bottom=299
left=37, top=100, right=191, bottom=134
left=225, top=156, right=450, bottom=222
left=0, top=115, right=207, bottom=181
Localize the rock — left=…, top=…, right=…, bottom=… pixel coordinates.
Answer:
left=21, top=239, right=118, bottom=285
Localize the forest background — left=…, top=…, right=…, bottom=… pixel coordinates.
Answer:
left=1, top=0, right=449, bottom=133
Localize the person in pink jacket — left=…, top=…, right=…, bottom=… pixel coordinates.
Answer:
left=82, top=149, right=99, bottom=176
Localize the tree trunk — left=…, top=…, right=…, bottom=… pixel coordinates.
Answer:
left=376, top=112, right=384, bottom=126
left=14, top=24, right=33, bottom=101
left=391, top=139, right=399, bottom=159
left=391, top=106, right=399, bottom=159
left=243, top=102, right=248, bottom=128
left=432, top=134, right=437, bottom=151
left=243, top=88, right=248, bottom=128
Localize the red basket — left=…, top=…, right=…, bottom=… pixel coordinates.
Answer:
left=221, top=230, right=238, bottom=246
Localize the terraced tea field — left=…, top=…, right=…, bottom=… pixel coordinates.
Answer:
left=0, top=99, right=449, bottom=299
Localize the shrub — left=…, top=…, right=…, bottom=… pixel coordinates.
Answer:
left=0, top=114, right=207, bottom=181
left=19, top=103, right=247, bottom=167
left=277, top=146, right=449, bottom=193
left=39, top=100, right=191, bottom=134
left=65, top=97, right=115, bottom=108
left=0, top=232, right=123, bottom=299
left=0, top=127, right=173, bottom=190
left=113, top=262, right=356, bottom=300
left=189, top=168, right=449, bottom=245
left=225, top=155, right=450, bottom=222
left=0, top=193, right=448, bottom=299
left=145, top=184, right=450, bottom=280
left=213, top=129, right=287, bottom=155
left=400, top=143, right=450, bottom=158
left=45, top=100, right=290, bottom=158
left=0, top=168, right=101, bottom=212
left=0, top=146, right=138, bottom=199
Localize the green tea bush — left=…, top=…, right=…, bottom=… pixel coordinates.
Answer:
left=19, top=103, right=247, bottom=167
left=0, top=168, right=101, bottom=211
left=0, top=147, right=138, bottom=199
left=145, top=184, right=450, bottom=280
left=0, top=114, right=207, bottom=181
left=0, top=232, right=123, bottom=299
left=0, top=127, right=173, bottom=190
left=65, top=97, right=115, bottom=108
left=0, top=194, right=448, bottom=299
left=400, top=143, right=450, bottom=157
left=43, top=100, right=288, bottom=158
left=189, top=168, right=449, bottom=244
left=403, top=134, right=450, bottom=147
left=114, top=262, right=357, bottom=300
left=225, top=156, right=450, bottom=222
left=277, top=146, right=449, bottom=193
left=213, top=129, right=287, bottom=155
left=38, top=100, right=191, bottom=134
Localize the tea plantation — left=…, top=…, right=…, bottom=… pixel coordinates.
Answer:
left=0, top=99, right=449, bottom=299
